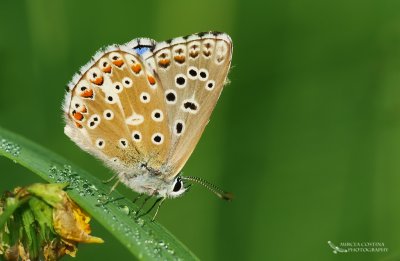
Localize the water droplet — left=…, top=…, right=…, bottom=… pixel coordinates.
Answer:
left=0, top=138, right=21, bottom=157
left=136, top=218, right=145, bottom=227
left=118, top=205, right=130, bottom=215
left=144, top=239, right=153, bottom=244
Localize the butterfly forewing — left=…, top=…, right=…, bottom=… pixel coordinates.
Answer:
left=64, top=48, right=172, bottom=172
left=144, top=32, right=233, bottom=178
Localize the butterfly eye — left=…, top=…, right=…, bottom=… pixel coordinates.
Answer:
left=172, top=177, right=183, bottom=192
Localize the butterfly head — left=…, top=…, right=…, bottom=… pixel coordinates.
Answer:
left=117, top=169, right=190, bottom=198
left=166, top=176, right=191, bottom=198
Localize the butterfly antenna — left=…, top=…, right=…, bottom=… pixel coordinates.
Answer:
left=181, top=176, right=233, bottom=201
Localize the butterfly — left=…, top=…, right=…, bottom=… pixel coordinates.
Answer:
left=63, top=32, right=233, bottom=220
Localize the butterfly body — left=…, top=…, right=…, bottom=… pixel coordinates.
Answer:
left=63, top=32, right=232, bottom=199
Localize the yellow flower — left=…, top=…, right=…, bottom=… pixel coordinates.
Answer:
left=1, top=183, right=103, bottom=261
left=53, top=191, right=103, bottom=244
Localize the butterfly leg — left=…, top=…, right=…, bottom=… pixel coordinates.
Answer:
left=108, top=179, right=120, bottom=194
left=95, top=192, right=124, bottom=206
left=136, top=197, right=165, bottom=221
left=151, top=197, right=166, bottom=222
left=132, top=193, right=144, bottom=203
left=102, top=174, right=118, bottom=184
left=135, top=195, right=152, bottom=217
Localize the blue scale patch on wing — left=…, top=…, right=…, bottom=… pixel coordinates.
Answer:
left=134, top=47, right=151, bottom=56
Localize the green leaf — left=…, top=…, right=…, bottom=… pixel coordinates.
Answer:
left=0, top=197, right=29, bottom=232
left=27, top=183, right=68, bottom=208
left=0, top=126, right=199, bottom=261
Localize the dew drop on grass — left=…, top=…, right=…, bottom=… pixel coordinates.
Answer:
left=48, top=164, right=102, bottom=198
left=136, top=218, right=145, bottom=227
left=153, top=247, right=161, bottom=255
left=133, top=229, right=140, bottom=241
left=0, top=138, right=21, bottom=157
left=44, top=163, right=179, bottom=259
left=144, top=239, right=154, bottom=244
left=118, top=205, right=130, bottom=215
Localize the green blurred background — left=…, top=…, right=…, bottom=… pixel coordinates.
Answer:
left=1, top=0, right=400, bottom=260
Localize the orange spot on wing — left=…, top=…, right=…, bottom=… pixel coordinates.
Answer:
left=80, top=89, right=93, bottom=98
left=90, top=76, right=103, bottom=85
left=75, top=122, right=83, bottom=128
left=131, top=64, right=142, bottom=73
left=147, top=75, right=156, bottom=85
left=189, top=51, right=199, bottom=58
left=72, top=111, right=84, bottom=121
left=102, top=65, right=112, bottom=73
left=158, top=59, right=170, bottom=68
left=79, top=105, right=87, bottom=113
left=174, top=55, right=185, bottom=64
left=112, top=59, right=124, bottom=67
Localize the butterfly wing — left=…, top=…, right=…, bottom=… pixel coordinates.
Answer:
left=63, top=44, right=172, bottom=174
left=143, top=32, right=233, bottom=178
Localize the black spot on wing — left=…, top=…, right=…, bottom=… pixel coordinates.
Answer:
left=183, top=101, right=197, bottom=110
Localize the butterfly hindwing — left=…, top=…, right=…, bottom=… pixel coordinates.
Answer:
left=144, top=32, right=233, bottom=178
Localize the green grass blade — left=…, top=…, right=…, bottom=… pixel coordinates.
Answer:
left=0, top=126, right=199, bottom=261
